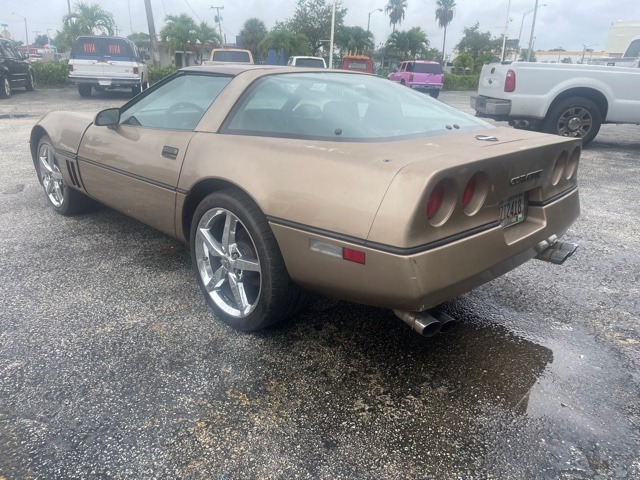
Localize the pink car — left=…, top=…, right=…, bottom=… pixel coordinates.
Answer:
left=388, top=60, right=444, bottom=98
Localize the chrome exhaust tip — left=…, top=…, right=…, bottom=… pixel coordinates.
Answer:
left=428, top=310, right=458, bottom=334
left=534, top=236, right=578, bottom=265
left=394, top=310, right=442, bottom=337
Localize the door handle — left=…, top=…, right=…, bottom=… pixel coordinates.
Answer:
left=162, top=146, right=179, bottom=159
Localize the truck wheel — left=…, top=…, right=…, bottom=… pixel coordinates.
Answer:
left=0, top=76, right=10, bottom=98
left=543, top=96, right=602, bottom=146
left=429, top=90, right=440, bottom=99
left=78, top=84, right=92, bottom=97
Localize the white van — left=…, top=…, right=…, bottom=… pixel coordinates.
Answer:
left=68, top=36, right=148, bottom=97
left=287, top=56, right=327, bottom=68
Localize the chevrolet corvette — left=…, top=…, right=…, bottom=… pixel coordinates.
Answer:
left=30, top=65, right=580, bottom=335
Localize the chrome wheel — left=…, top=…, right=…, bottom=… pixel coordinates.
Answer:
left=38, top=143, right=65, bottom=207
left=1, top=77, right=10, bottom=98
left=556, top=106, right=593, bottom=138
left=195, top=207, right=262, bottom=318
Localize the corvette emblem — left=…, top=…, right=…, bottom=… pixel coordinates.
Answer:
left=510, top=169, right=543, bottom=186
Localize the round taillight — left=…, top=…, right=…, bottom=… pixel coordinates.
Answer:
left=462, top=175, right=477, bottom=210
left=427, top=182, right=444, bottom=220
left=566, top=146, right=580, bottom=179
left=552, top=151, right=568, bottom=186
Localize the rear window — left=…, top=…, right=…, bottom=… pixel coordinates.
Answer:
left=413, top=63, right=443, bottom=74
left=345, top=61, right=369, bottom=70
left=71, top=38, right=134, bottom=58
left=212, top=50, right=251, bottom=63
left=295, top=58, right=325, bottom=68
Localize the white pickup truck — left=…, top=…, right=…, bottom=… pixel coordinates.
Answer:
left=471, top=59, right=640, bottom=146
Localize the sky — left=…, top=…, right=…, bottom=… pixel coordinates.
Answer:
left=2, top=0, right=639, bottom=55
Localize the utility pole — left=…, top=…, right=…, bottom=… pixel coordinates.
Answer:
left=210, top=6, right=224, bottom=42
left=144, top=0, right=160, bottom=66
left=500, top=0, right=511, bottom=62
left=526, top=0, right=539, bottom=62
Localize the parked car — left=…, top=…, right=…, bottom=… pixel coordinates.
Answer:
left=30, top=65, right=580, bottom=336
left=471, top=37, right=640, bottom=146
left=68, top=36, right=148, bottom=97
left=340, top=55, right=373, bottom=73
left=388, top=60, right=444, bottom=98
left=0, top=38, right=34, bottom=98
left=287, top=56, right=327, bottom=68
left=205, top=48, right=254, bottom=64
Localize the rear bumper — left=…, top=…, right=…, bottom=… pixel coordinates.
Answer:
left=70, top=76, right=141, bottom=87
left=271, top=187, right=580, bottom=311
left=471, top=95, right=511, bottom=116
left=410, top=83, right=443, bottom=92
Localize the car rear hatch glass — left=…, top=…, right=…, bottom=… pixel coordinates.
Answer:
left=414, top=63, right=443, bottom=74
left=212, top=51, right=251, bottom=62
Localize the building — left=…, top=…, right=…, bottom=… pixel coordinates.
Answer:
left=605, top=21, right=640, bottom=56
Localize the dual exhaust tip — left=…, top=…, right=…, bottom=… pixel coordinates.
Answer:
left=394, top=309, right=457, bottom=337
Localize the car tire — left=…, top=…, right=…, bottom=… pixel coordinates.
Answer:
left=190, top=190, right=306, bottom=331
left=26, top=71, right=35, bottom=91
left=543, top=96, right=602, bottom=146
left=78, top=84, right=92, bottom=97
left=429, top=90, right=440, bottom=99
left=36, top=135, right=93, bottom=215
left=0, top=76, right=11, bottom=98
left=132, top=84, right=141, bottom=95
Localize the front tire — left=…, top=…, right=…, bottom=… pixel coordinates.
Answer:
left=0, top=76, right=11, bottom=98
left=26, top=71, right=35, bottom=91
left=36, top=135, right=92, bottom=215
left=190, top=190, right=305, bottom=331
left=543, top=96, right=602, bottom=146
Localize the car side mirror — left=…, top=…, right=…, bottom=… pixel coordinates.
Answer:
left=95, top=108, right=121, bottom=126
left=22, top=53, right=29, bottom=60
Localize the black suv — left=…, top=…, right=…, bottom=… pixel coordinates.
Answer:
left=0, top=38, right=35, bottom=98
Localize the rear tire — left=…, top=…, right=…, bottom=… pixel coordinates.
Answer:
left=543, top=96, right=602, bottom=146
left=0, top=76, right=10, bottom=98
left=190, top=190, right=305, bottom=331
left=78, top=84, right=92, bottom=97
left=429, top=90, right=440, bottom=99
left=36, top=135, right=93, bottom=215
left=132, top=84, right=141, bottom=95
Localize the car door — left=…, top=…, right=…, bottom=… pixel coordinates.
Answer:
left=1, top=41, right=29, bottom=87
left=77, top=72, right=233, bottom=236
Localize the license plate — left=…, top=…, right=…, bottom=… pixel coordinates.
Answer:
left=98, top=80, right=111, bottom=86
left=499, top=192, right=526, bottom=228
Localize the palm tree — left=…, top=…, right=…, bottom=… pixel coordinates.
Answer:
left=385, top=0, right=408, bottom=32
left=406, top=27, right=429, bottom=59
left=160, top=13, right=198, bottom=66
left=259, top=29, right=297, bottom=64
left=435, top=0, right=456, bottom=63
left=386, top=30, right=410, bottom=58
left=195, top=21, right=222, bottom=62
left=336, top=26, right=374, bottom=55
left=239, top=18, right=268, bottom=61
left=63, top=2, right=116, bottom=36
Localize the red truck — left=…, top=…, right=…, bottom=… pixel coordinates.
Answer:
left=340, top=55, right=373, bottom=73
left=388, top=60, right=444, bottom=98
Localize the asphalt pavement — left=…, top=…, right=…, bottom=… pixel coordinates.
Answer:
left=0, top=86, right=638, bottom=479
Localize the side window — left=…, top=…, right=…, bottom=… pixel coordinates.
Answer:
left=400, top=62, right=407, bottom=72
left=0, top=43, right=6, bottom=59
left=4, top=42, right=21, bottom=59
left=406, top=62, right=414, bottom=73
left=119, top=73, right=232, bottom=130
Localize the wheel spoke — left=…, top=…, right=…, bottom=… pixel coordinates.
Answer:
left=233, top=257, right=261, bottom=273
left=228, top=274, right=249, bottom=312
left=221, top=214, right=238, bottom=253
left=44, top=179, right=53, bottom=194
left=204, top=265, right=227, bottom=292
left=198, top=228, right=224, bottom=258
left=39, top=154, right=53, bottom=174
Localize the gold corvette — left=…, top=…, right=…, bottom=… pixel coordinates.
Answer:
left=30, top=65, right=580, bottom=335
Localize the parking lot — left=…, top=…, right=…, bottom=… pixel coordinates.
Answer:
left=1, top=86, right=639, bottom=479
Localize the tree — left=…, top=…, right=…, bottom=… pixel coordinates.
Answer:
left=453, top=52, right=474, bottom=72
left=385, top=0, right=408, bottom=32
left=336, top=26, right=374, bottom=55
left=456, top=23, right=501, bottom=70
left=239, top=18, right=268, bottom=60
left=34, top=34, right=49, bottom=47
left=63, top=2, right=116, bottom=36
left=435, top=0, right=456, bottom=63
left=285, top=0, right=348, bottom=55
left=386, top=27, right=427, bottom=59
left=195, top=21, right=222, bottom=49
left=259, top=28, right=297, bottom=64
left=518, top=48, right=536, bottom=62
left=127, top=32, right=150, bottom=49
left=160, top=13, right=198, bottom=66
left=561, top=57, right=572, bottom=64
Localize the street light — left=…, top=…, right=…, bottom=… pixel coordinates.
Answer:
left=526, top=0, right=545, bottom=62
left=11, top=12, right=29, bottom=52
left=518, top=3, right=546, bottom=59
left=367, top=8, right=383, bottom=32
left=581, top=43, right=598, bottom=63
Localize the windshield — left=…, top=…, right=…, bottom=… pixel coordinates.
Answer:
left=224, top=72, right=491, bottom=141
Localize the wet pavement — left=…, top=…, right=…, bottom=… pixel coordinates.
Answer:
left=0, top=87, right=638, bottom=479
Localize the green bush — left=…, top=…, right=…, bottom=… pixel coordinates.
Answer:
left=31, top=61, right=69, bottom=87
left=148, top=65, right=179, bottom=85
left=443, top=72, right=479, bottom=91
